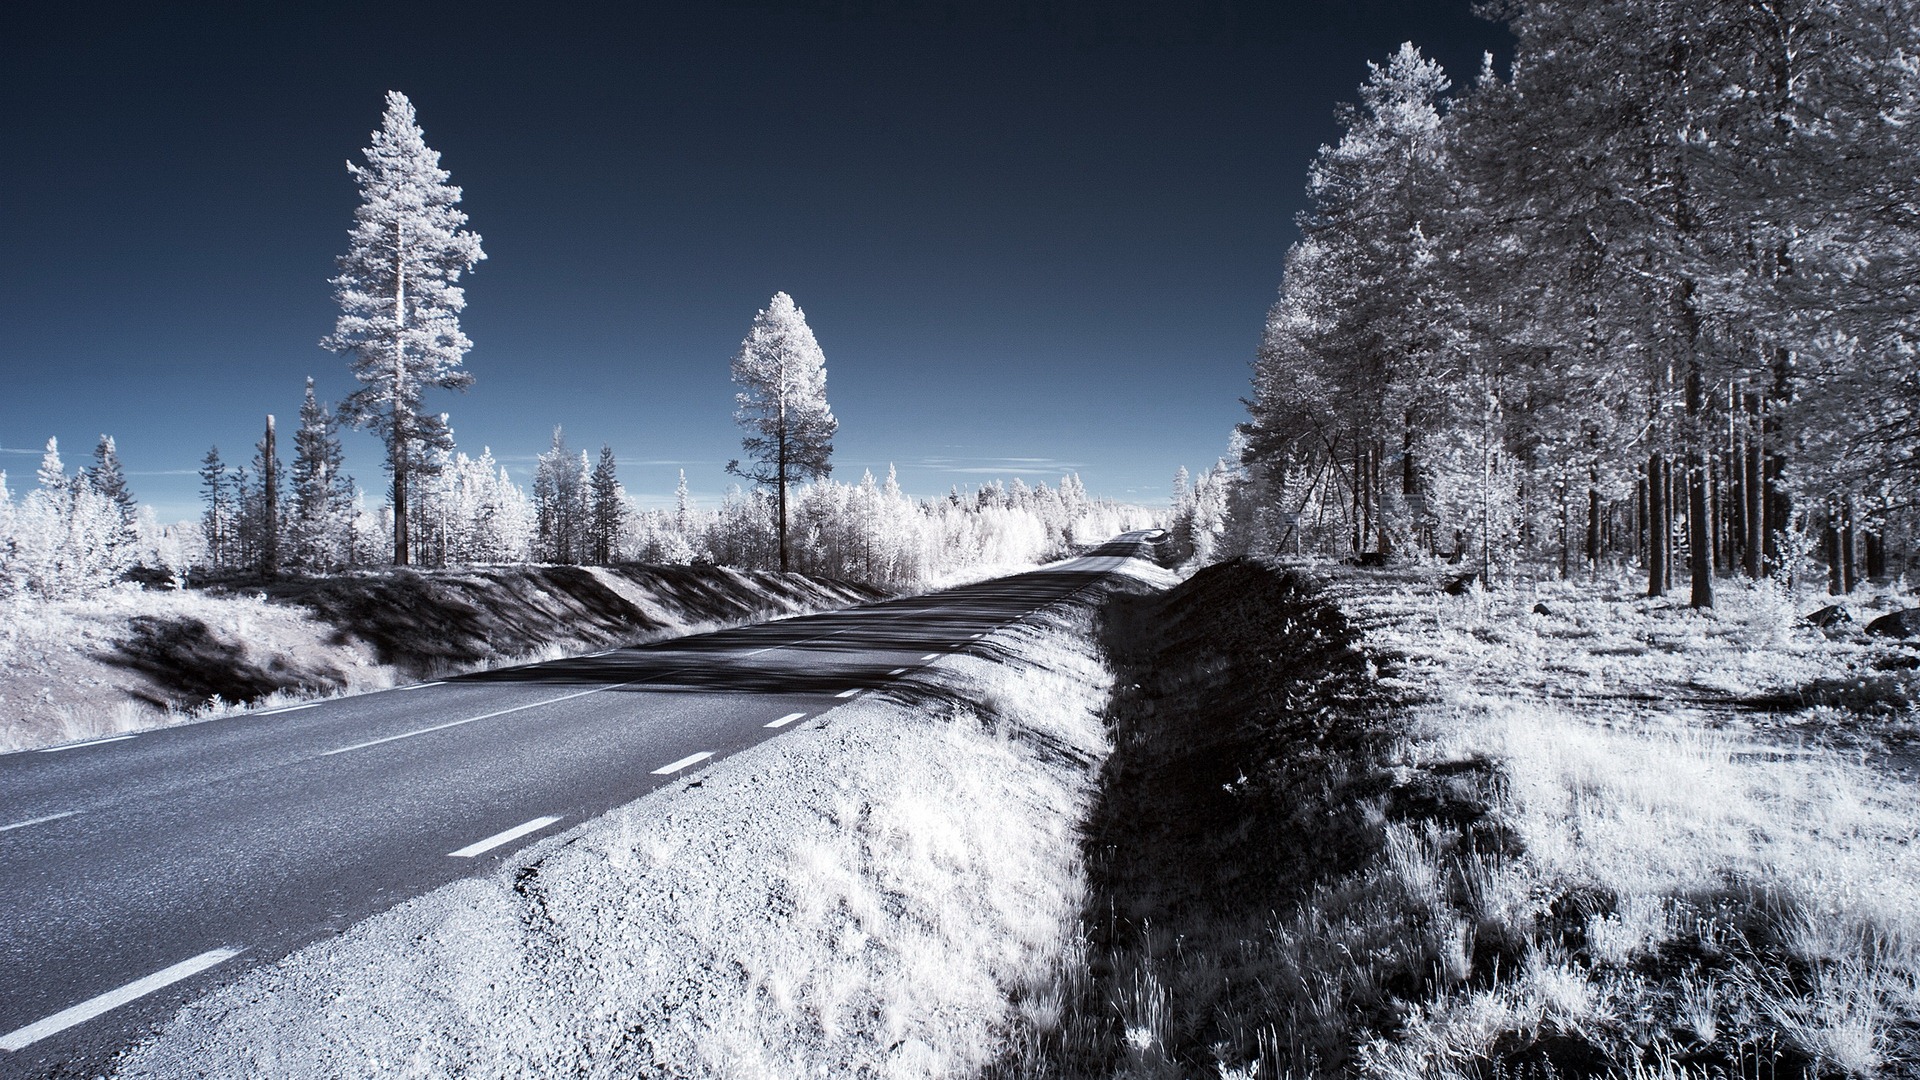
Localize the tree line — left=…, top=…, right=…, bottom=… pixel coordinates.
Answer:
left=1213, top=1, right=1920, bottom=606
left=0, top=90, right=1147, bottom=598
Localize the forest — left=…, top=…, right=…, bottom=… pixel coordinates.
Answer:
left=1177, top=1, right=1920, bottom=607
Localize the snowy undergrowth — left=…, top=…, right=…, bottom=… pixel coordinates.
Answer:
left=1334, top=570, right=1920, bottom=1078
left=115, top=562, right=1173, bottom=1079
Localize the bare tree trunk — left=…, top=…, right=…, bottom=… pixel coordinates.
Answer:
left=1841, top=511, right=1857, bottom=594
left=1744, top=393, right=1763, bottom=578
left=776, top=427, right=790, bottom=574
left=1826, top=519, right=1844, bottom=595
left=1558, top=484, right=1569, bottom=580
left=1586, top=476, right=1601, bottom=577
left=263, top=414, right=280, bottom=577
left=1647, top=454, right=1666, bottom=597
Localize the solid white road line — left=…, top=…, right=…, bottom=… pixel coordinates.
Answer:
left=394, top=681, right=446, bottom=692
left=835, top=689, right=861, bottom=699
left=38, top=735, right=135, bottom=753
left=256, top=703, right=319, bottom=716
left=0, top=811, right=77, bottom=834
left=651, top=751, right=714, bottom=775
left=322, top=684, right=624, bottom=756
left=0, top=947, right=243, bottom=1052
left=765, top=712, right=807, bottom=729
left=448, top=816, right=563, bottom=858
left=887, top=667, right=909, bottom=675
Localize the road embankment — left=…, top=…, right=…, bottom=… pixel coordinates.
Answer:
left=2, top=564, right=882, bottom=752
left=112, top=557, right=1173, bottom=1079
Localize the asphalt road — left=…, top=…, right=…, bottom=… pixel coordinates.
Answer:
left=0, top=533, right=1160, bottom=1078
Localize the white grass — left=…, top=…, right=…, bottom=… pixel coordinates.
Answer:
left=1338, top=570, right=1920, bottom=1076
left=114, top=592, right=1125, bottom=1078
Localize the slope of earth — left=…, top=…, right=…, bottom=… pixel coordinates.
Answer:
left=0, top=564, right=882, bottom=752
left=110, top=557, right=1175, bottom=1080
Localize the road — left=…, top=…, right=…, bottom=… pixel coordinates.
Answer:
left=0, top=533, right=1159, bottom=1078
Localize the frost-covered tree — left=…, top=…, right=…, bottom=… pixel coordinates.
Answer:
left=290, top=378, right=357, bottom=571
left=727, top=292, right=838, bottom=573
left=533, top=427, right=586, bottom=564
left=84, top=435, right=139, bottom=548
left=323, top=91, right=485, bottom=567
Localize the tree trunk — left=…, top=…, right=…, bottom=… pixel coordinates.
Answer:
left=1586, top=478, right=1601, bottom=577
left=263, top=414, right=280, bottom=576
left=1841, top=514, right=1857, bottom=594
left=1647, top=453, right=1667, bottom=598
left=1744, top=393, right=1763, bottom=578
left=392, top=421, right=410, bottom=567
left=1826, top=521, right=1843, bottom=595
left=776, top=427, right=789, bottom=574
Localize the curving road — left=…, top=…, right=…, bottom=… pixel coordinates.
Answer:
left=0, top=533, right=1159, bottom=1078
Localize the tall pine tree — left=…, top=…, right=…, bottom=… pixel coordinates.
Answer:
left=323, top=91, right=485, bottom=567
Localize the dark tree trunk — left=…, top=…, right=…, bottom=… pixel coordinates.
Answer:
left=1826, top=522, right=1844, bottom=595
left=1647, top=453, right=1667, bottom=598
left=262, top=414, right=280, bottom=576
left=777, top=427, right=790, bottom=574
left=391, top=417, right=410, bottom=568
left=1744, top=394, right=1764, bottom=578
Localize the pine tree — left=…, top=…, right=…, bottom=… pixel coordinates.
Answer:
left=85, top=435, right=138, bottom=545
left=323, top=91, right=485, bottom=567
left=533, top=427, right=585, bottom=564
left=244, top=415, right=284, bottom=576
left=726, top=292, right=838, bottom=573
left=289, top=378, right=356, bottom=570
left=199, top=447, right=231, bottom=568
left=589, top=444, right=621, bottom=566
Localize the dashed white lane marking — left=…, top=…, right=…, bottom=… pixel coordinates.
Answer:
left=448, top=816, right=563, bottom=858
left=651, top=751, right=714, bottom=775
left=0, top=946, right=243, bottom=1052
left=0, top=811, right=76, bottom=834
left=322, top=684, right=624, bottom=756
left=394, top=681, right=446, bottom=692
left=38, top=735, right=135, bottom=753
left=835, top=689, right=861, bottom=699
left=887, top=667, right=909, bottom=676
left=257, top=703, right=319, bottom=716
left=970, top=633, right=985, bottom=639
left=765, top=712, right=807, bottom=729
left=919, top=653, right=939, bottom=661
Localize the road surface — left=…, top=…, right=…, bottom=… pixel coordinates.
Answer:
left=0, top=534, right=1159, bottom=1078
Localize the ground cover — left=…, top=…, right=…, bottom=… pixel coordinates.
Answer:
left=1023, top=560, right=1920, bottom=1079
left=0, top=564, right=881, bottom=753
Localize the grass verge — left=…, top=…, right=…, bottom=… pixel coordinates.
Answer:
left=1017, top=560, right=1920, bottom=1079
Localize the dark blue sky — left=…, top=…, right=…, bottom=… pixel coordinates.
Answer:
left=1, top=1, right=1509, bottom=520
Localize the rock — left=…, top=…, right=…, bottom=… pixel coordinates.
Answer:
left=1443, top=573, right=1477, bottom=596
left=1532, top=602, right=1552, bottom=616
left=1866, top=609, right=1920, bottom=639
left=1805, top=604, right=1850, bottom=628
